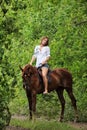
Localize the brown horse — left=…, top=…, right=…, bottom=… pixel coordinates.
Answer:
left=20, top=64, right=78, bottom=122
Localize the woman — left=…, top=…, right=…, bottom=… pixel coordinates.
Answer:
left=30, top=36, right=50, bottom=94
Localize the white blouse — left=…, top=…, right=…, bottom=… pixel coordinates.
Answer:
left=33, top=45, right=50, bottom=67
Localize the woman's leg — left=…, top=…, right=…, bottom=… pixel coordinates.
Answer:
left=41, top=67, right=48, bottom=94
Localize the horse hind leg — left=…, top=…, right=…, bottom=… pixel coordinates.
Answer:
left=56, top=88, right=65, bottom=122
left=66, top=88, right=78, bottom=122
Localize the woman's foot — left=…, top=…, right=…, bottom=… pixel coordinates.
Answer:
left=43, top=91, right=48, bottom=94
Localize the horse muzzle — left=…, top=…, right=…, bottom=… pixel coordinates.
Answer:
left=23, top=82, right=30, bottom=90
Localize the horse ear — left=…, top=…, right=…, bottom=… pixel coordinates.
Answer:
left=19, top=65, right=23, bottom=71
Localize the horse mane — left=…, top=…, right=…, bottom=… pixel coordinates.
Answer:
left=23, top=64, right=38, bottom=74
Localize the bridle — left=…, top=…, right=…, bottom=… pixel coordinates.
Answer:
left=22, top=67, right=39, bottom=89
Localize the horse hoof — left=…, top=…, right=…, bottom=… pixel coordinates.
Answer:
left=74, top=115, right=79, bottom=123
left=58, top=118, right=63, bottom=122
left=74, top=118, right=78, bottom=123
left=29, top=117, right=32, bottom=120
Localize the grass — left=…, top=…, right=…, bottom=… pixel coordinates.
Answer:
left=10, top=118, right=80, bottom=130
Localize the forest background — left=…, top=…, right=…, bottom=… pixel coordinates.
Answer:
left=0, top=0, right=87, bottom=129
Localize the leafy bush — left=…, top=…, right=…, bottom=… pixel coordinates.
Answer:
left=0, top=1, right=87, bottom=129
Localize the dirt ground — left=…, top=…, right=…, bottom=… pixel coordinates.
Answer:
left=5, top=115, right=87, bottom=130
left=6, top=126, right=30, bottom=130
left=6, top=122, right=87, bottom=130
left=68, top=122, right=87, bottom=130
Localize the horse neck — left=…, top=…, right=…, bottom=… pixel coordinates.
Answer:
left=32, top=67, right=39, bottom=78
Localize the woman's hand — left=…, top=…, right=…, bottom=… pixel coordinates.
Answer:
left=42, top=56, right=50, bottom=65
left=30, top=62, right=32, bottom=65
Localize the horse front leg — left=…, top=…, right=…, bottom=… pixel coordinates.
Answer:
left=31, top=91, right=37, bottom=120
left=26, top=90, right=32, bottom=120
left=28, top=96, right=32, bottom=120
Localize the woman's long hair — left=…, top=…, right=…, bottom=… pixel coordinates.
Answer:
left=40, top=36, right=49, bottom=46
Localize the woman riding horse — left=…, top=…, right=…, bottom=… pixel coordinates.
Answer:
left=30, top=36, right=50, bottom=94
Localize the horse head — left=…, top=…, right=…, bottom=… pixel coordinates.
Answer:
left=20, top=64, right=37, bottom=89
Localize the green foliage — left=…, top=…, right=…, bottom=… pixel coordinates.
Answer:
left=0, top=0, right=87, bottom=128
left=0, top=1, right=18, bottom=129
left=10, top=118, right=78, bottom=130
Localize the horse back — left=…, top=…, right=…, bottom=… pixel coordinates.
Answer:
left=37, top=67, right=72, bottom=92
left=54, top=68, right=72, bottom=78
left=52, top=68, right=72, bottom=88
